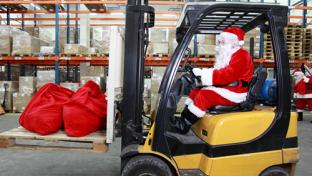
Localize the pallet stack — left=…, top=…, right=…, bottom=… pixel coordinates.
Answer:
left=285, top=25, right=303, bottom=60
left=264, top=25, right=303, bottom=60
left=244, top=28, right=260, bottom=58
left=303, top=28, right=312, bottom=60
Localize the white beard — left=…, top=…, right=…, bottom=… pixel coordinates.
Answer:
left=214, top=45, right=239, bottom=69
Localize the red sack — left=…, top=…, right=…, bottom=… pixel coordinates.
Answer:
left=63, top=80, right=107, bottom=137
left=19, top=83, right=74, bottom=135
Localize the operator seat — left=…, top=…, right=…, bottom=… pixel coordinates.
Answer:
left=208, top=69, right=268, bottom=114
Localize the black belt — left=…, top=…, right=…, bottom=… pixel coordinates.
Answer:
left=226, top=80, right=249, bottom=87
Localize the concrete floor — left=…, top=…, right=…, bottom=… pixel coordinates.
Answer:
left=0, top=113, right=311, bottom=176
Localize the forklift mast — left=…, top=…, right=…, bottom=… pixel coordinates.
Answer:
left=121, top=0, right=154, bottom=149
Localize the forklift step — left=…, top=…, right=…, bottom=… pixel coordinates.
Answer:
left=0, top=127, right=108, bottom=153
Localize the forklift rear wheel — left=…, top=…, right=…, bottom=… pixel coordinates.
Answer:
left=260, top=166, right=289, bottom=176
left=121, top=155, right=173, bottom=176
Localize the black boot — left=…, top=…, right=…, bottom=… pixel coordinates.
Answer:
left=298, top=112, right=303, bottom=121
left=171, top=107, right=199, bottom=134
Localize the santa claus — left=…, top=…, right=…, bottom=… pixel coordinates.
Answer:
left=292, top=69, right=312, bottom=122
left=173, top=27, right=254, bottom=134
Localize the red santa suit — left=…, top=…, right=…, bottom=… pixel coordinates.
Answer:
left=293, top=70, right=312, bottom=112
left=185, top=28, right=254, bottom=117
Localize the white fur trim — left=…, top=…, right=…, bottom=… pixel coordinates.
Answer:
left=221, top=32, right=239, bottom=41
left=185, top=97, right=193, bottom=105
left=297, top=109, right=304, bottom=112
left=304, top=76, right=310, bottom=83
left=239, top=40, right=244, bottom=46
left=201, top=68, right=214, bottom=86
left=188, top=102, right=206, bottom=118
left=203, top=86, right=247, bottom=103
left=294, top=93, right=312, bottom=99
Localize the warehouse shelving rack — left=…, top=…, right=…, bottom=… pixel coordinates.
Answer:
left=0, top=0, right=312, bottom=83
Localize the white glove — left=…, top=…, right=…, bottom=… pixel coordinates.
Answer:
left=303, top=76, right=310, bottom=83
left=192, top=68, right=202, bottom=77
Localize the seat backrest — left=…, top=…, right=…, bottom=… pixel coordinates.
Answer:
left=239, top=69, right=267, bottom=111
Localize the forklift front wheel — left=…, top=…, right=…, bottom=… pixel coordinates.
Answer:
left=260, top=166, right=290, bottom=176
left=121, top=155, right=173, bottom=176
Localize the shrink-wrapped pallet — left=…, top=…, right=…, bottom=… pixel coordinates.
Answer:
left=19, top=76, right=36, bottom=95
left=91, top=27, right=110, bottom=54
left=197, top=44, right=216, bottom=57
left=151, top=67, right=166, bottom=110
left=148, top=42, right=169, bottom=56
left=0, top=26, right=12, bottom=55
left=64, top=44, right=89, bottom=55
left=13, top=93, right=32, bottom=112
left=36, top=70, right=55, bottom=89
left=40, top=46, right=55, bottom=55
left=60, top=82, right=80, bottom=92
left=150, top=28, right=169, bottom=42
left=12, top=31, right=41, bottom=55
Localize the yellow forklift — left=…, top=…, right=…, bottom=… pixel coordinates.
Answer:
left=121, top=2, right=299, bottom=176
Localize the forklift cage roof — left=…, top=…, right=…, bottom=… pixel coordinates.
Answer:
left=175, top=2, right=287, bottom=41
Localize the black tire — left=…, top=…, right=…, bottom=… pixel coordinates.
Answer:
left=260, top=166, right=289, bottom=176
left=121, top=155, right=174, bottom=176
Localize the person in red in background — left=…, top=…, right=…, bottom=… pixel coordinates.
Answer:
left=173, top=27, right=254, bottom=134
left=293, top=69, right=312, bottom=122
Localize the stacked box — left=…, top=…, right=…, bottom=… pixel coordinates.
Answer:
left=40, top=46, right=55, bottom=55
left=197, top=44, right=216, bottom=57
left=148, top=42, right=169, bottom=56
left=144, top=78, right=152, bottom=114
left=19, top=76, right=36, bottom=95
left=91, top=27, right=110, bottom=55
left=80, top=76, right=106, bottom=91
left=151, top=67, right=166, bottom=110
left=12, top=31, right=42, bottom=55
left=0, top=81, right=18, bottom=111
left=60, top=82, right=80, bottom=92
left=197, top=34, right=216, bottom=45
left=148, top=28, right=169, bottom=56
left=36, top=70, right=55, bottom=89
left=0, top=26, right=12, bottom=55
left=168, top=29, right=178, bottom=56
left=80, top=64, right=106, bottom=77
left=64, top=44, right=89, bottom=55
left=13, top=93, right=32, bottom=113
left=89, top=47, right=98, bottom=55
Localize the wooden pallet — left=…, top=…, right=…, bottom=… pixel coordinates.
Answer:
left=198, top=54, right=215, bottom=58
left=0, top=127, right=108, bottom=153
left=148, top=53, right=169, bottom=57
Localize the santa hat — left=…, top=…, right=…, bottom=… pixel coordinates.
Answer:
left=292, top=69, right=303, bottom=75
left=222, top=27, right=245, bottom=46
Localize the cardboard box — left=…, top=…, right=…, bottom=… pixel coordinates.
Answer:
left=12, top=32, right=42, bottom=55
left=151, top=67, right=166, bottom=110
left=198, top=44, right=216, bottom=56
left=80, top=64, right=106, bottom=77
left=13, top=93, right=32, bottom=113
left=36, top=70, right=55, bottom=89
left=40, top=46, right=55, bottom=55
left=64, top=44, right=89, bottom=55
left=0, top=35, right=12, bottom=55
left=148, top=42, right=169, bottom=55
left=91, top=27, right=110, bottom=54
left=150, top=28, right=169, bottom=42
left=19, top=76, right=36, bottom=95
